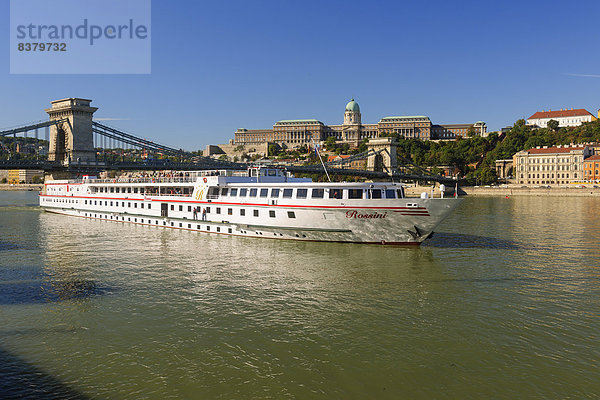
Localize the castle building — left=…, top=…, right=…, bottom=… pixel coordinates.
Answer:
left=234, top=99, right=486, bottom=149
left=526, top=109, right=597, bottom=128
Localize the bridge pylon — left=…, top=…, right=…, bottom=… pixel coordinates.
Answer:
left=45, top=98, right=98, bottom=166
left=366, top=137, right=397, bottom=176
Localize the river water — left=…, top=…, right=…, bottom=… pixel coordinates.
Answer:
left=1, top=191, right=599, bottom=399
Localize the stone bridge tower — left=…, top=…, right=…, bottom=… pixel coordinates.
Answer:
left=366, top=137, right=398, bottom=176
left=46, top=98, right=97, bottom=165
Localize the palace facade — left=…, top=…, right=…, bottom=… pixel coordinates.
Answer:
left=234, top=100, right=487, bottom=149
left=513, top=144, right=592, bottom=185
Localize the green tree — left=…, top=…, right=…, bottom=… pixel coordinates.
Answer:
left=547, top=119, right=559, bottom=132
left=324, top=136, right=337, bottom=152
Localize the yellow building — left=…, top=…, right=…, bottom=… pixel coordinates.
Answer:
left=7, top=169, right=44, bottom=184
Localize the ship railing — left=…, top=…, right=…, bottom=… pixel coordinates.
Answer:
left=76, top=177, right=198, bottom=184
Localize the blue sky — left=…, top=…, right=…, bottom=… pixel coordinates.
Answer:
left=2, top=0, right=600, bottom=150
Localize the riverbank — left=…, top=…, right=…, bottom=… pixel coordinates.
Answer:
left=462, top=186, right=600, bottom=197
left=405, top=185, right=600, bottom=197
left=0, top=184, right=42, bottom=191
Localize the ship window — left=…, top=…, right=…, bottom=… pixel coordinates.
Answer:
left=228, top=208, right=233, bottom=215
left=188, top=206, right=192, bottom=212
left=105, top=201, right=108, bottom=206
left=179, top=223, right=182, bottom=227
left=228, top=228, right=232, bottom=233
left=141, top=203, right=144, bottom=209
left=250, top=188, right=258, bottom=197
left=179, top=205, right=183, bottom=211
left=385, top=189, right=396, bottom=199
left=134, top=203, right=137, bottom=208
left=329, top=188, right=342, bottom=199
left=110, top=201, right=113, bottom=206
left=128, top=202, right=131, bottom=207
left=134, top=188, right=138, bottom=193
left=128, top=188, right=132, bottom=193
left=207, top=226, right=210, bottom=231
left=206, top=207, right=211, bottom=213
left=221, top=188, right=228, bottom=196
left=348, top=189, right=363, bottom=199
left=240, top=188, right=248, bottom=197
left=287, top=211, right=296, bottom=218
left=197, top=225, right=200, bottom=229
left=216, top=207, right=221, bottom=214
left=170, top=205, right=174, bottom=211
left=260, top=189, right=268, bottom=197
left=370, top=189, right=382, bottom=199
left=85, top=200, right=88, bottom=204
left=311, top=189, right=324, bottom=198
left=269, top=210, right=276, bottom=218
left=283, top=189, right=293, bottom=198
left=188, top=224, right=191, bottom=228
left=297, top=189, right=308, bottom=199
left=122, top=202, right=125, bottom=207
left=240, top=209, right=245, bottom=216
left=271, top=189, right=280, bottom=198
left=253, top=209, right=259, bottom=217
left=111, top=187, right=115, bottom=193
left=397, top=188, right=405, bottom=198
left=230, top=188, right=238, bottom=197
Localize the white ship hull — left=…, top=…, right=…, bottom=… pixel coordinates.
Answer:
left=39, top=169, right=461, bottom=245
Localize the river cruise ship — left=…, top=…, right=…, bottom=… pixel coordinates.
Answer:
left=39, top=167, right=461, bottom=245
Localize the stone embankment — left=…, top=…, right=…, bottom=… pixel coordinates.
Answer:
left=0, top=184, right=42, bottom=191
left=405, top=185, right=600, bottom=197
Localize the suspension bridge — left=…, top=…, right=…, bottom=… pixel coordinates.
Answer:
left=0, top=98, right=457, bottom=184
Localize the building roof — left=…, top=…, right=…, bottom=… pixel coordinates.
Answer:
left=584, top=155, right=600, bottom=162
left=327, top=155, right=351, bottom=162
left=525, top=145, right=587, bottom=155
left=527, top=109, right=594, bottom=120
left=439, top=124, right=474, bottom=129
left=274, top=119, right=323, bottom=125
left=345, top=99, right=360, bottom=113
left=379, top=116, right=430, bottom=122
